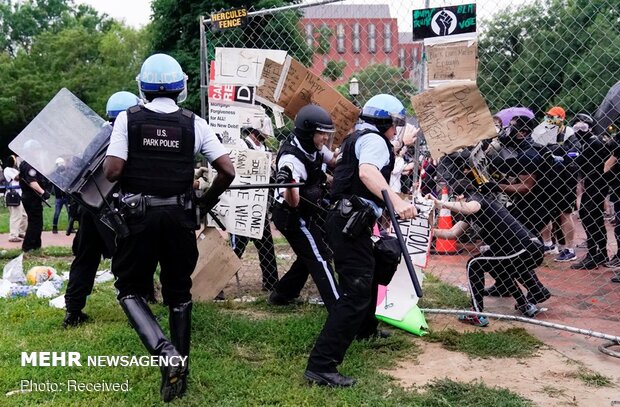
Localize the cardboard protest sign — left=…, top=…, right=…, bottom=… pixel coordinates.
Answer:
left=208, top=148, right=272, bottom=239
left=284, top=74, right=359, bottom=146
left=213, top=47, right=287, bottom=86
left=411, top=83, right=495, bottom=158
left=209, top=102, right=267, bottom=147
left=427, top=41, right=477, bottom=85
left=256, top=58, right=283, bottom=106
left=273, top=56, right=309, bottom=107
left=191, top=227, right=242, bottom=301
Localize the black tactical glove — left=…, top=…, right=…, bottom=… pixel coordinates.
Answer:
left=198, top=194, right=220, bottom=218
left=41, top=191, right=51, bottom=201
left=275, top=166, right=294, bottom=184
left=478, top=180, right=500, bottom=195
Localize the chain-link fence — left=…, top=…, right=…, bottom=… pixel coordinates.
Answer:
left=201, top=0, right=620, bottom=345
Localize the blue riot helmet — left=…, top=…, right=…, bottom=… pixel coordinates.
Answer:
left=137, top=53, right=188, bottom=103
left=360, top=94, right=406, bottom=133
left=106, top=91, right=140, bottom=120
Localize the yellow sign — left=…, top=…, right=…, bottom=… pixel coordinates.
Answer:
left=211, top=7, right=248, bottom=31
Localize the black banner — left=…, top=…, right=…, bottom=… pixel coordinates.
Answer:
left=412, top=3, right=476, bottom=41
left=211, top=7, right=248, bottom=32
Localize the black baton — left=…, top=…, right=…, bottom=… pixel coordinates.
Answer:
left=226, top=182, right=305, bottom=190
left=381, top=189, right=423, bottom=298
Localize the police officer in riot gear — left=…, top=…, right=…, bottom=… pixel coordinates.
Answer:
left=268, top=104, right=340, bottom=308
left=305, top=94, right=417, bottom=387
left=19, top=141, right=50, bottom=252
left=103, top=53, right=235, bottom=402
left=63, top=91, right=141, bottom=329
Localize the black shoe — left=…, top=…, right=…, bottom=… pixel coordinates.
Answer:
left=611, top=274, right=620, bottom=283
left=593, top=252, right=608, bottom=265
left=62, top=311, right=89, bottom=328
left=52, top=226, right=58, bottom=234
left=526, top=287, right=551, bottom=305
left=482, top=285, right=511, bottom=297
left=267, top=291, right=303, bottom=306
left=356, top=329, right=391, bottom=340
left=304, top=370, right=356, bottom=387
left=570, top=256, right=599, bottom=270
left=515, top=302, right=540, bottom=318
left=214, top=290, right=225, bottom=301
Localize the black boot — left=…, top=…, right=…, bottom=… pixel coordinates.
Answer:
left=62, top=310, right=89, bottom=328
left=119, top=296, right=186, bottom=403
left=170, top=301, right=192, bottom=398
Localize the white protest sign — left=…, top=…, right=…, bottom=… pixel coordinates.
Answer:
left=209, top=101, right=266, bottom=148
left=375, top=196, right=433, bottom=321
left=214, top=47, right=287, bottom=86
left=208, top=149, right=272, bottom=239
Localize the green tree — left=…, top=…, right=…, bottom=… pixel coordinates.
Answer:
left=478, top=0, right=620, bottom=118
left=322, top=60, right=346, bottom=81
left=149, top=0, right=314, bottom=114
left=336, top=64, right=417, bottom=112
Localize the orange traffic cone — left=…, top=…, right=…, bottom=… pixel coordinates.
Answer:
left=434, top=185, right=458, bottom=254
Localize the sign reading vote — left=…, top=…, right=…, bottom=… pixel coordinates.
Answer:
left=211, top=7, right=248, bottom=31
left=412, top=3, right=476, bottom=40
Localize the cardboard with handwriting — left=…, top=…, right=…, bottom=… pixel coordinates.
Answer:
left=191, top=227, right=242, bottom=302
left=427, top=41, right=477, bottom=86
left=214, top=47, right=287, bottom=86
left=256, top=58, right=284, bottom=106
left=273, top=56, right=310, bottom=107
left=411, top=83, right=495, bottom=158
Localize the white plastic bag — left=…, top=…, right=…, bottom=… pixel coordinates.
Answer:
left=0, top=279, right=12, bottom=298
left=49, top=294, right=66, bottom=309
left=36, top=280, right=59, bottom=298
left=3, top=254, right=25, bottom=283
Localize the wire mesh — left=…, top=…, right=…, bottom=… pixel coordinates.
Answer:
left=203, top=0, right=620, bottom=341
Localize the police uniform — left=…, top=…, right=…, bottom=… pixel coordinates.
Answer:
left=269, top=135, right=339, bottom=308
left=230, top=135, right=278, bottom=291
left=107, top=97, right=227, bottom=304
left=18, top=160, right=47, bottom=252
left=306, top=123, right=394, bottom=375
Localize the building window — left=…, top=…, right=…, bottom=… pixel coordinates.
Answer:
left=413, top=48, right=418, bottom=61
left=353, top=23, right=360, bottom=53
left=368, top=24, right=376, bottom=53
left=384, top=23, right=392, bottom=53
left=305, top=24, right=313, bottom=48
left=399, top=48, right=406, bottom=69
left=354, top=57, right=360, bottom=68
left=323, top=57, right=328, bottom=68
left=337, top=24, right=345, bottom=54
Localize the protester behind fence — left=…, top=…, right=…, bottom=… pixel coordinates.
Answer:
left=430, top=150, right=550, bottom=326
left=267, top=104, right=340, bottom=309
left=230, top=124, right=279, bottom=292
left=50, top=158, right=69, bottom=234
left=601, top=122, right=620, bottom=282
left=571, top=113, right=612, bottom=270
left=18, top=148, right=50, bottom=252
left=3, top=155, right=27, bottom=242
left=304, top=94, right=418, bottom=388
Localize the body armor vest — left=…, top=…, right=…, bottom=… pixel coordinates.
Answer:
left=276, top=136, right=326, bottom=216
left=122, top=105, right=195, bottom=196
left=331, top=129, right=395, bottom=206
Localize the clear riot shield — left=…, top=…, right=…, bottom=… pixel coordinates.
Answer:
left=9, top=88, right=116, bottom=210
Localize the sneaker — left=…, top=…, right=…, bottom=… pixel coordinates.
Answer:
left=52, top=226, right=58, bottom=234
left=458, top=312, right=489, bottom=327
left=576, top=241, right=588, bottom=249
left=526, top=287, right=551, bottom=305
left=570, top=256, right=598, bottom=270
left=8, top=237, right=22, bottom=243
left=554, top=249, right=576, bottom=262
left=611, top=274, right=620, bottom=283
left=543, top=244, right=559, bottom=255
left=605, top=255, right=620, bottom=268
left=515, top=302, right=539, bottom=317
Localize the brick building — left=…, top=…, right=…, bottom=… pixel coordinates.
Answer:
left=300, top=4, right=422, bottom=84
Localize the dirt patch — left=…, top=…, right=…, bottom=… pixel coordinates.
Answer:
left=387, top=316, right=620, bottom=407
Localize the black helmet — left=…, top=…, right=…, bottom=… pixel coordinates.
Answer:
left=293, top=104, right=335, bottom=151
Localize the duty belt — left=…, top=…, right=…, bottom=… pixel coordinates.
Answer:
left=144, top=195, right=185, bottom=207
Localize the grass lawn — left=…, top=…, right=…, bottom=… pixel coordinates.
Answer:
left=0, top=197, right=70, bottom=234
left=0, top=281, right=535, bottom=406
